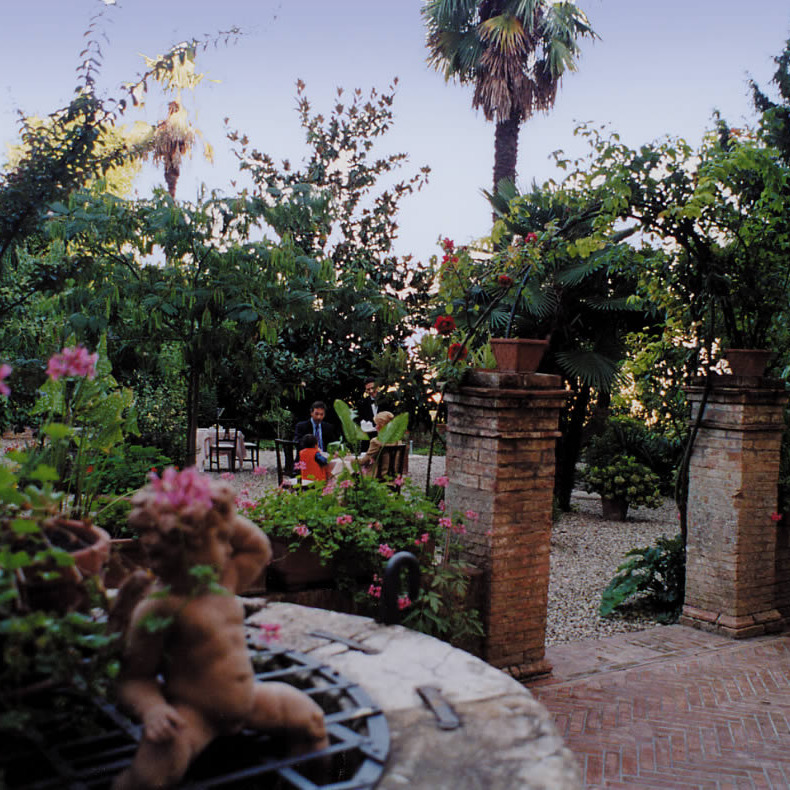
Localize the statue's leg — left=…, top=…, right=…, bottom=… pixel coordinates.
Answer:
left=247, top=681, right=328, bottom=748
left=112, top=705, right=216, bottom=790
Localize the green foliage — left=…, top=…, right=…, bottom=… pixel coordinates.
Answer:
left=599, top=534, right=685, bottom=618
left=402, top=561, right=484, bottom=648
left=584, top=417, right=682, bottom=493
left=249, top=475, right=441, bottom=589
left=87, top=444, right=172, bottom=497
left=580, top=454, right=663, bottom=509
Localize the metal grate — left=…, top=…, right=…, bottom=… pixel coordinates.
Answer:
left=2, top=643, right=390, bottom=789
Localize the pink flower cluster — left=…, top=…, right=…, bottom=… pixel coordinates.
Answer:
left=293, top=460, right=307, bottom=472
left=368, top=573, right=382, bottom=598
left=148, top=466, right=214, bottom=518
left=366, top=520, right=383, bottom=531
left=433, top=475, right=449, bottom=488
left=413, top=532, right=431, bottom=547
left=378, top=543, right=395, bottom=559
left=252, top=466, right=267, bottom=476
left=46, top=346, right=98, bottom=381
left=439, top=516, right=453, bottom=529
left=397, top=595, right=412, bottom=611
left=336, top=514, right=353, bottom=526
left=252, top=623, right=281, bottom=647
left=0, top=363, right=11, bottom=397
left=339, top=479, right=354, bottom=489
left=293, top=524, right=310, bottom=537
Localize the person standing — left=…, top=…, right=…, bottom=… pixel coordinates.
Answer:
left=293, top=401, right=338, bottom=452
left=357, top=378, right=389, bottom=437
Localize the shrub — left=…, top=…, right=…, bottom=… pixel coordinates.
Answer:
left=87, top=443, right=173, bottom=496
left=580, top=454, right=663, bottom=509
left=599, top=533, right=685, bottom=619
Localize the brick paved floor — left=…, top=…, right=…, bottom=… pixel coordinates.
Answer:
left=526, top=626, right=790, bottom=789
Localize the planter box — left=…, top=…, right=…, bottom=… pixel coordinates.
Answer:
left=490, top=338, right=549, bottom=373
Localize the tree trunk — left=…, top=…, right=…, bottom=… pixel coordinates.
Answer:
left=554, top=382, right=591, bottom=511
left=493, top=115, right=520, bottom=199
left=185, top=363, right=200, bottom=467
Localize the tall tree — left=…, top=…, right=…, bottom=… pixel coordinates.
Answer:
left=422, top=0, right=596, bottom=194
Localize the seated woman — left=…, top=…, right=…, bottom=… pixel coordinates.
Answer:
left=359, top=411, right=395, bottom=476
left=299, top=434, right=329, bottom=483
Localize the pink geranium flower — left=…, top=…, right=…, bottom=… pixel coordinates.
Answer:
left=339, top=479, right=354, bottom=489
left=221, top=472, right=236, bottom=481
left=293, top=524, right=310, bottom=537
left=252, top=465, right=267, bottom=476
left=46, top=346, right=98, bottom=381
left=465, top=509, right=479, bottom=521
left=336, top=514, right=353, bottom=526
left=378, top=543, right=395, bottom=559
left=0, top=364, right=11, bottom=397
left=433, top=476, right=449, bottom=488
left=294, top=460, right=307, bottom=472
left=397, top=595, right=411, bottom=610
left=439, top=516, right=453, bottom=529
left=770, top=512, right=783, bottom=522
left=368, top=583, right=382, bottom=599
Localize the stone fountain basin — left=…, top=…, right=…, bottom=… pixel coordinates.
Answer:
left=246, top=602, right=580, bottom=789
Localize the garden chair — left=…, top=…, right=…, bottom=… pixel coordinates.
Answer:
left=374, top=443, right=407, bottom=491
left=209, top=424, right=239, bottom=472
left=274, top=439, right=300, bottom=489
left=242, top=432, right=261, bottom=470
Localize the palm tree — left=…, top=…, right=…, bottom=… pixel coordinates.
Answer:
left=422, top=0, right=597, bottom=193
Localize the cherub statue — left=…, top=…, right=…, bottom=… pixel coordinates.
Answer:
left=112, top=467, right=327, bottom=790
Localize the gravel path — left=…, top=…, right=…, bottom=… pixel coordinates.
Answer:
left=226, top=451, right=678, bottom=646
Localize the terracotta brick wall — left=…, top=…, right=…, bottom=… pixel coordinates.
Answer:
left=445, top=370, right=566, bottom=677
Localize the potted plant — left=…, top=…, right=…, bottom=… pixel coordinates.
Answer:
left=0, top=339, right=137, bottom=733
left=248, top=473, right=442, bottom=594
left=580, top=454, right=663, bottom=521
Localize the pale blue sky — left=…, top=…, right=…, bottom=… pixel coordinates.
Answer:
left=2, top=0, right=789, bottom=263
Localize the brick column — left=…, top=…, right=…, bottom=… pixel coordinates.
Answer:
left=681, top=376, right=787, bottom=637
left=444, top=369, right=566, bottom=678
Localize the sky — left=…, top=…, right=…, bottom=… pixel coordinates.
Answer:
left=2, top=0, right=790, bottom=265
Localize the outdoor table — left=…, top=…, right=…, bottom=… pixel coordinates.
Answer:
left=195, top=426, right=245, bottom=471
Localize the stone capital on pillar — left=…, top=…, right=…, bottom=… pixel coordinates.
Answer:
left=444, top=369, right=566, bottom=678
left=681, top=375, right=788, bottom=637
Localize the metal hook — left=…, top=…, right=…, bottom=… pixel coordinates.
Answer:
left=379, top=551, right=420, bottom=625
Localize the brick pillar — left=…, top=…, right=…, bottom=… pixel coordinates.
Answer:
left=681, top=376, right=787, bottom=637
left=444, top=369, right=566, bottom=678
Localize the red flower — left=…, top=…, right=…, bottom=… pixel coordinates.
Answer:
left=497, top=274, right=514, bottom=288
left=433, top=315, right=456, bottom=335
left=525, top=232, right=538, bottom=244
left=441, top=237, right=455, bottom=252
left=770, top=512, right=783, bottom=522
left=448, top=343, right=468, bottom=361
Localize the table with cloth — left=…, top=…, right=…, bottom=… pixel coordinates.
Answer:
left=195, top=427, right=246, bottom=471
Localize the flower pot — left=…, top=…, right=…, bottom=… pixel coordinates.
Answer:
left=723, top=348, right=776, bottom=377
left=490, top=338, right=549, bottom=373
left=105, top=538, right=149, bottom=589
left=18, top=519, right=111, bottom=612
left=266, top=537, right=335, bottom=592
left=601, top=497, right=629, bottom=521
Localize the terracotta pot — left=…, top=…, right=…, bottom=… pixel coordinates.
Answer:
left=601, top=497, right=629, bottom=521
left=18, top=519, right=111, bottom=612
left=266, top=537, right=335, bottom=592
left=105, top=538, right=148, bottom=589
left=723, top=348, right=776, bottom=377
left=490, top=338, right=549, bottom=373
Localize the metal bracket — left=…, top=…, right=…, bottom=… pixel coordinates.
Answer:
left=308, top=629, right=381, bottom=654
left=416, top=685, right=461, bottom=730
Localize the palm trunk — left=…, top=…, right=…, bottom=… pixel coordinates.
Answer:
left=185, top=363, right=200, bottom=467
left=493, top=115, right=520, bottom=199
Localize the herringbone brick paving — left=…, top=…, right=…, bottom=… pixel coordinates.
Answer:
left=527, top=626, right=790, bottom=789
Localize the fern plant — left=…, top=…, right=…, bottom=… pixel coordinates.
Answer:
left=599, top=533, right=685, bottom=618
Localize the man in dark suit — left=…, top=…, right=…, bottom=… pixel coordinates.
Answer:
left=356, top=378, right=387, bottom=438
left=293, top=401, right=339, bottom=452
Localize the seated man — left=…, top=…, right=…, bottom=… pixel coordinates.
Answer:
left=298, top=434, right=329, bottom=483
left=112, top=468, right=327, bottom=790
left=293, top=400, right=339, bottom=453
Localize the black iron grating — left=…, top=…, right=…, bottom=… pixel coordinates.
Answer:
left=2, top=643, right=389, bottom=789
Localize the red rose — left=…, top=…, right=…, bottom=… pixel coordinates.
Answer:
left=433, top=315, right=456, bottom=335
left=448, top=343, right=468, bottom=361
left=442, top=237, right=455, bottom=252
left=497, top=274, right=514, bottom=288
left=525, top=232, right=538, bottom=243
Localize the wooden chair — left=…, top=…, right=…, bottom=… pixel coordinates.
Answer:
left=374, top=443, right=407, bottom=491
left=274, top=439, right=300, bottom=488
left=209, top=425, right=239, bottom=472
left=242, top=433, right=261, bottom=470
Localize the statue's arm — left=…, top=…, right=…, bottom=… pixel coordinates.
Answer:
left=221, top=516, right=272, bottom=594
